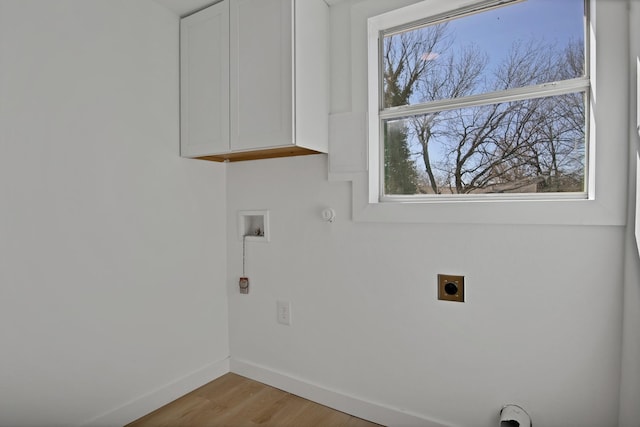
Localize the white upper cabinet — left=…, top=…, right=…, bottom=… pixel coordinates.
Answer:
left=180, top=1, right=229, bottom=158
left=180, top=0, right=329, bottom=162
left=230, top=0, right=292, bottom=151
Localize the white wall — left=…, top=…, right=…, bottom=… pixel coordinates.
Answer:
left=0, top=1, right=229, bottom=426
left=226, top=1, right=628, bottom=426
left=619, top=1, right=640, bottom=426
left=227, top=154, right=624, bottom=427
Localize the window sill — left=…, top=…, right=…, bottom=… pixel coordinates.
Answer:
left=343, top=172, right=626, bottom=226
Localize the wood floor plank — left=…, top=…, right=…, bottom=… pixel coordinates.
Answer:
left=251, top=392, right=311, bottom=426
left=209, top=386, right=286, bottom=425
left=278, top=400, right=354, bottom=427
left=126, top=373, right=383, bottom=427
left=342, top=415, right=386, bottom=427
left=193, top=372, right=248, bottom=399
left=127, top=396, right=212, bottom=427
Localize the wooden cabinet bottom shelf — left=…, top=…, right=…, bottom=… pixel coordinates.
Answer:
left=193, top=146, right=324, bottom=162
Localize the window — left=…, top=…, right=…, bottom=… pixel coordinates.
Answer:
left=369, top=0, right=589, bottom=201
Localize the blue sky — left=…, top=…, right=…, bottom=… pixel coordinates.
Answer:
left=446, top=0, right=584, bottom=72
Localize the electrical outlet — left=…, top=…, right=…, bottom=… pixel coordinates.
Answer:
left=276, top=300, right=291, bottom=326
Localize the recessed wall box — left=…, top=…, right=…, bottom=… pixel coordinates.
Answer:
left=238, top=210, right=270, bottom=242
left=438, top=274, right=465, bottom=302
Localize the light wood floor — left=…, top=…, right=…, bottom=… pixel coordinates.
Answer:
left=126, top=373, right=383, bottom=427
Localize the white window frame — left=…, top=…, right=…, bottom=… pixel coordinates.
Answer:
left=355, top=0, right=628, bottom=225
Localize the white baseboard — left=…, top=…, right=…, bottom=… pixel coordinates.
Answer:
left=230, top=358, right=451, bottom=427
left=81, top=357, right=230, bottom=427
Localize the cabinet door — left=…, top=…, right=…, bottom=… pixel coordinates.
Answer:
left=230, top=0, right=293, bottom=151
left=180, top=1, right=230, bottom=157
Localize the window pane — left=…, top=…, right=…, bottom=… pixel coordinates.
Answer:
left=383, top=92, right=586, bottom=195
left=382, top=0, right=585, bottom=108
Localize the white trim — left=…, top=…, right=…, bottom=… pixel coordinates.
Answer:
left=381, top=0, right=523, bottom=37
left=379, top=78, right=590, bottom=121
left=230, top=358, right=454, bottom=427
left=367, top=17, right=380, bottom=203
left=381, top=191, right=587, bottom=203
left=80, top=358, right=230, bottom=427
left=637, top=57, right=640, bottom=138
